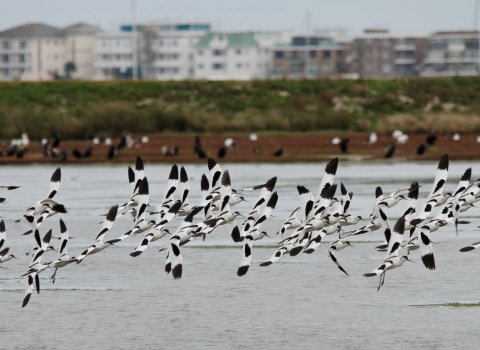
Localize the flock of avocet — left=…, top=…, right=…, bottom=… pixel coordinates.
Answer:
left=1, top=155, right=479, bottom=308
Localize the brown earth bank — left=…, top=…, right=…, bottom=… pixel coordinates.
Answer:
left=0, top=133, right=479, bottom=165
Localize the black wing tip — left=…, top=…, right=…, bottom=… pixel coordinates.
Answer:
left=289, top=246, right=303, bottom=257
left=107, top=238, right=121, bottom=245
left=363, top=273, right=377, bottom=277
left=297, top=185, right=309, bottom=195
left=59, top=219, right=67, bottom=233
left=180, top=166, right=188, bottom=182
left=461, top=168, right=472, bottom=182
left=169, top=164, right=179, bottom=180
left=303, top=248, right=315, bottom=254
left=128, top=166, right=135, bottom=183
left=135, top=156, right=144, bottom=171
left=421, top=253, right=436, bottom=270
left=326, top=184, right=337, bottom=200
left=460, top=246, right=475, bottom=252
left=172, top=264, right=183, bottom=279
left=325, top=157, right=339, bottom=175
left=438, top=154, right=449, bottom=170
left=340, top=182, right=347, bottom=196
left=207, top=158, right=217, bottom=170
left=52, top=204, right=68, bottom=214
left=265, top=177, right=277, bottom=191
left=130, top=250, right=142, bottom=257
left=409, top=181, right=419, bottom=200
left=259, top=261, right=272, bottom=267
left=169, top=200, right=182, bottom=214
left=51, top=167, right=61, bottom=182
left=375, top=186, right=383, bottom=198
left=106, top=205, right=119, bottom=221
left=0, top=220, right=5, bottom=232
left=200, top=174, right=209, bottom=191
left=22, top=294, right=31, bottom=308
left=237, top=265, right=249, bottom=276
left=138, top=177, right=149, bottom=195
left=222, top=170, right=231, bottom=187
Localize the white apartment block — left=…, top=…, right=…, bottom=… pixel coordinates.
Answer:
left=0, top=22, right=99, bottom=81
left=420, top=31, right=479, bottom=77
left=144, top=22, right=211, bottom=80
left=93, top=31, right=137, bottom=80
left=193, top=32, right=292, bottom=80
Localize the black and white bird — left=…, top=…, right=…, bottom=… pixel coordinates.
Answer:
left=364, top=217, right=412, bottom=291
left=22, top=167, right=67, bottom=218
left=276, top=207, right=301, bottom=236
left=130, top=200, right=181, bottom=257
left=48, top=219, right=76, bottom=283
left=76, top=205, right=119, bottom=263
left=328, top=239, right=352, bottom=275
left=178, top=166, right=193, bottom=216
left=0, top=184, right=20, bottom=203
left=237, top=192, right=278, bottom=277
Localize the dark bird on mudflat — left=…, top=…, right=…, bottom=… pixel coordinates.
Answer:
left=417, top=144, right=427, bottom=156
left=273, top=148, right=284, bottom=157
left=384, top=144, right=396, bottom=159
left=340, top=138, right=349, bottom=153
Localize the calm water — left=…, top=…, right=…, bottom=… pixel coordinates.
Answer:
left=1, top=161, right=480, bottom=349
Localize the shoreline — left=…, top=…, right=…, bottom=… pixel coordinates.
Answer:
left=0, top=133, right=479, bottom=165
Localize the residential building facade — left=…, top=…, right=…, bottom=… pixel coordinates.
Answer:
left=193, top=31, right=291, bottom=80
left=351, top=28, right=427, bottom=78
left=420, top=31, right=479, bottom=77
left=271, top=35, right=346, bottom=78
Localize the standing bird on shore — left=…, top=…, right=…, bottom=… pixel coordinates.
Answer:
left=363, top=132, right=377, bottom=145
left=194, top=136, right=207, bottom=158
left=426, top=134, right=437, bottom=146
left=273, top=148, right=284, bottom=157
left=417, top=144, right=427, bottom=156
left=340, top=138, right=349, bottom=153
left=384, top=144, right=396, bottom=159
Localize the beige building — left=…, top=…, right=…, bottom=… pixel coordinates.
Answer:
left=0, top=22, right=99, bottom=81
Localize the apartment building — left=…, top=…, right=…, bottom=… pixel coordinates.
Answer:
left=143, top=22, right=211, bottom=80
left=0, top=22, right=99, bottom=81
left=271, top=35, right=346, bottom=78
left=351, top=28, right=427, bottom=78
left=420, top=31, right=479, bottom=77
left=193, top=31, right=291, bottom=80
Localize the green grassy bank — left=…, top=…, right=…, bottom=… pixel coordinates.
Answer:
left=1, top=77, right=480, bottom=139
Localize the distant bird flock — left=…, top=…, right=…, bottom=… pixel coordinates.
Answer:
left=1, top=154, right=480, bottom=307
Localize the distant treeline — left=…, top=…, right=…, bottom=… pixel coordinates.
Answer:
left=1, top=78, right=480, bottom=139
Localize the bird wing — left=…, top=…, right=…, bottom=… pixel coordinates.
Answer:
left=328, top=249, right=348, bottom=276
left=259, top=247, right=285, bottom=267
left=94, top=205, right=118, bottom=243
left=168, top=236, right=183, bottom=279
left=385, top=217, right=405, bottom=260
left=315, top=158, right=339, bottom=205
left=250, top=192, right=278, bottom=232
left=418, top=226, right=435, bottom=270
left=237, top=236, right=253, bottom=276
left=340, top=182, right=352, bottom=216
left=127, top=166, right=136, bottom=194
left=219, top=170, right=232, bottom=214
left=179, top=166, right=190, bottom=206
left=21, top=275, right=34, bottom=308
left=134, top=177, right=149, bottom=222
left=0, top=220, right=5, bottom=249
left=46, top=167, right=61, bottom=200
left=297, top=186, right=314, bottom=223
left=207, top=158, right=222, bottom=193
left=161, top=164, right=179, bottom=208
left=315, top=184, right=337, bottom=219
left=0, top=246, right=9, bottom=257
left=460, top=241, right=480, bottom=252
left=426, top=154, right=449, bottom=200
left=133, top=156, right=145, bottom=193
left=58, top=219, right=69, bottom=257
left=452, top=168, right=472, bottom=199
left=276, top=207, right=300, bottom=235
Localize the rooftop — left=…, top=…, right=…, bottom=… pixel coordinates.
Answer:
left=0, top=22, right=62, bottom=38
left=196, top=32, right=259, bottom=48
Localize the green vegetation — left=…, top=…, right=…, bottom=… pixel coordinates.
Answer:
left=411, top=302, right=480, bottom=308
left=1, top=77, right=480, bottom=139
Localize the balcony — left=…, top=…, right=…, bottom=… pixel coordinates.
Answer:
left=0, top=48, right=31, bottom=54
left=394, top=44, right=416, bottom=51
left=394, top=58, right=416, bottom=64
left=0, top=62, right=31, bottom=69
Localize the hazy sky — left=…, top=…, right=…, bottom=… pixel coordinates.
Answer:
left=1, top=0, right=479, bottom=35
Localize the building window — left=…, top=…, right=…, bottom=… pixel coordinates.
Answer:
left=116, top=55, right=121, bottom=60
left=213, top=49, right=225, bottom=56
left=2, top=41, right=10, bottom=49
left=309, top=51, right=316, bottom=58
left=383, top=39, right=391, bottom=45
left=321, top=62, right=331, bottom=72
left=382, top=63, right=392, bottom=73
left=19, top=54, right=25, bottom=62
left=19, top=41, right=27, bottom=49
left=323, top=50, right=331, bottom=59
left=237, top=63, right=242, bottom=68
left=383, top=50, right=391, bottom=59
left=2, top=68, right=8, bottom=76
left=274, top=51, right=284, bottom=59
left=198, top=64, right=204, bottom=69
left=236, top=49, right=242, bottom=55
left=2, top=55, right=9, bottom=63
left=212, top=63, right=224, bottom=70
